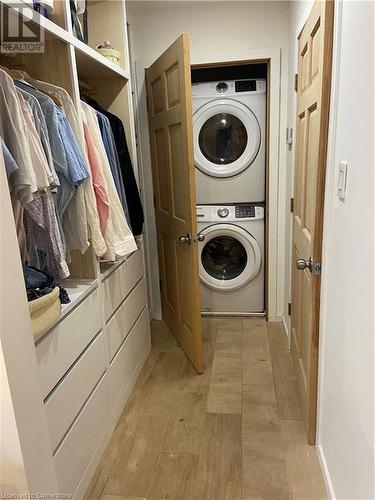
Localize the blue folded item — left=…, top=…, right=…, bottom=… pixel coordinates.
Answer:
left=23, top=266, right=70, bottom=304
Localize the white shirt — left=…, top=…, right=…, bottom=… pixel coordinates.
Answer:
left=0, top=69, right=37, bottom=203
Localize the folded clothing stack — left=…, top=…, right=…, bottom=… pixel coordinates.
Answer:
left=23, top=266, right=70, bottom=304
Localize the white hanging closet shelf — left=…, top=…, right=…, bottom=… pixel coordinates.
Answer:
left=2, top=0, right=130, bottom=81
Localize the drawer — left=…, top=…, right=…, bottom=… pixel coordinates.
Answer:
left=103, top=249, right=144, bottom=321
left=45, top=331, right=106, bottom=451
left=108, top=307, right=150, bottom=402
left=106, top=278, right=147, bottom=361
left=54, top=373, right=109, bottom=495
left=36, top=288, right=101, bottom=398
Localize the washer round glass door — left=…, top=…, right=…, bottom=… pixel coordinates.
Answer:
left=193, top=99, right=261, bottom=178
left=198, top=224, right=261, bottom=291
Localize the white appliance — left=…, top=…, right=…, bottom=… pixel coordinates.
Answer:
left=192, top=79, right=266, bottom=204
left=197, top=204, right=264, bottom=315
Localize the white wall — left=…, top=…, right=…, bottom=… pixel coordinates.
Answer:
left=317, top=1, right=375, bottom=498
left=127, top=0, right=290, bottom=321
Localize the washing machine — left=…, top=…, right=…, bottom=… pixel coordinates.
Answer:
left=192, top=79, right=266, bottom=204
left=197, top=204, right=264, bottom=315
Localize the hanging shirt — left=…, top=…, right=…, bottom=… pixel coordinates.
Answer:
left=24, top=77, right=106, bottom=257
left=24, top=191, right=70, bottom=280
left=14, top=85, right=58, bottom=188
left=1, top=138, right=19, bottom=177
left=17, top=92, right=51, bottom=190
left=86, top=98, right=144, bottom=236
left=83, top=118, right=109, bottom=234
left=0, top=70, right=37, bottom=204
left=1, top=138, right=27, bottom=262
left=82, top=101, right=137, bottom=260
left=96, top=111, right=130, bottom=220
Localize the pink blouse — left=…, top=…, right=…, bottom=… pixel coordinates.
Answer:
left=83, top=122, right=109, bottom=234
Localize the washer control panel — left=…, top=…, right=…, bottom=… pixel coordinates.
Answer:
left=235, top=205, right=255, bottom=218
left=196, top=205, right=264, bottom=222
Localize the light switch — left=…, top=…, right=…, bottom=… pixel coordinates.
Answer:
left=337, top=162, right=348, bottom=201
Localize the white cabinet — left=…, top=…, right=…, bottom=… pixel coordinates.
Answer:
left=53, top=373, right=109, bottom=494
left=108, top=307, right=150, bottom=402
left=106, top=277, right=147, bottom=361
left=103, top=250, right=145, bottom=321
left=44, top=331, right=106, bottom=451
left=36, top=288, right=102, bottom=399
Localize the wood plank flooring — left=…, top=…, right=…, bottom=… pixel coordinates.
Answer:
left=85, top=317, right=326, bottom=500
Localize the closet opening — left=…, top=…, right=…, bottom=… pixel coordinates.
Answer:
left=191, top=59, right=270, bottom=320
left=144, top=36, right=273, bottom=372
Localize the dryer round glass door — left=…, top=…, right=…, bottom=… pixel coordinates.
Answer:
left=198, top=224, right=261, bottom=291
left=193, top=99, right=261, bottom=178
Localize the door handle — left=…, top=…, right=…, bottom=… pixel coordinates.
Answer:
left=296, top=257, right=313, bottom=272
left=178, top=234, right=192, bottom=245
left=179, top=233, right=205, bottom=245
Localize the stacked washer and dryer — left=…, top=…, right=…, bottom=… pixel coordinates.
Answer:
left=193, top=78, right=266, bottom=314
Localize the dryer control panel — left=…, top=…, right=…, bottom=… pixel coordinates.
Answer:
left=196, top=205, right=264, bottom=222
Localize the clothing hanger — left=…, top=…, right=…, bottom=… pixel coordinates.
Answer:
left=14, top=70, right=64, bottom=107
left=0, top=64, right=14, bottom=77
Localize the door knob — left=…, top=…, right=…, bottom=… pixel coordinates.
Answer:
left=196, top=233, right=205, bottom=242
left=296, top=257, right=313, bottom=271
left=178, top=234, right=192, bottom=245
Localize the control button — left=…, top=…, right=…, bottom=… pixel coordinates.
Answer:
left=217, top=207, right=229, bottom=218
left=216, top=81, right=228, bottom=94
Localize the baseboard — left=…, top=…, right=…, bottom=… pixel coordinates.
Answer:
left=201, top=311, right=265, bottom=317
left=73, top=337, right=152, bottom=499
left=317, top=443, right=336, bottom=499
left=280, top=313, right=291, bottom=349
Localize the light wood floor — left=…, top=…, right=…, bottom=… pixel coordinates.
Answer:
left=85, top=317, right=326, bottom=500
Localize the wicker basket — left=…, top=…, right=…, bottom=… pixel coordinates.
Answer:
left=28, top=287, right=61, bottom=338
left=96, top=47, right=121, bottom=66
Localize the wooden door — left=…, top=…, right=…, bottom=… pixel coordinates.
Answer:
left=291, top=0, right=334, bottom=443
left=146, top=34, right=203, bottom=373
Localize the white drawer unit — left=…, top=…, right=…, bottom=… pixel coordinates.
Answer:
left=36, top=288, right=102, bottom=398
left=103, top=249, right=144, bottom=321
left=108, top=307, right=150, bottom=402
left=54, top=373, right=109, bottom=495
left=44, top=332, right=106, bottom=452
left=106, top=277, right=147, bottom=361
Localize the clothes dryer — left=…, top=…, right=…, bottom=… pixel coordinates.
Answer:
left=192, top=79, right=266, bottom=203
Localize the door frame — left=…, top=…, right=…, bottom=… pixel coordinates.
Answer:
left=134, top=47, right=284, bottom=322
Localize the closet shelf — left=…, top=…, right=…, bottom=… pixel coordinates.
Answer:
left=2, top=0, right=130, bottom=81
left=2, top=0, right=73, bottom=43
left=74, top=42, right=130, bottom=80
